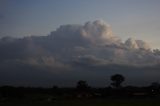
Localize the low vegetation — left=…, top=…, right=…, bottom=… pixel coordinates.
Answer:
left=0, top=74, right=160, bottom=106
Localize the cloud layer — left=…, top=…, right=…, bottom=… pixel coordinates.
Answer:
left=0, top=20, right=160, bottom=86
left=48, top=20, right=159, bottom=66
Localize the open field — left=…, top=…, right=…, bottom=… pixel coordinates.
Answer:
left=1, top=99, right=160, bottom=106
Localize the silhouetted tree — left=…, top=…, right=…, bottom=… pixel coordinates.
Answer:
left=76, top=80, right=92, bottom=98
left=150, top=82, right=160, bottom=95
left=76, top=80, right=89, bottom=91
left=110, top=74, right=125, bottom=88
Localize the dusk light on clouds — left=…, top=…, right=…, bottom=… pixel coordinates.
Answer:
left=0, top=0, right=160, bottom=87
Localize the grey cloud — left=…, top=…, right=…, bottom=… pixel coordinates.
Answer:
left=50, top=20, right=121, bottom=47
left=0, top=20, right=159, bottom=66
left=0, top=20, right=160, bottom=86
left=125, top=38, right=150, bottom=50
left=80, top=20, right=121, bottom=45
left=153, top=49, right=160, bottom=56
left=21, top=56, right=71, bottom=71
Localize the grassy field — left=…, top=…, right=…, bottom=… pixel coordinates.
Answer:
left=1, top=99, right=160, bottom=106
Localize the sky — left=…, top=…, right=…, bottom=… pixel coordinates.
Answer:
left=0, top=0, right=160, bottom=87
left=0, top=0, right=160, bottom=49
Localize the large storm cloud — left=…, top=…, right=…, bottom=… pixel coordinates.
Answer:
left=0, top=20, right=160, bottom=87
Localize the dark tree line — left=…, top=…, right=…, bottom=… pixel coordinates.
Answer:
left=0, top=74, right=160, bottom=101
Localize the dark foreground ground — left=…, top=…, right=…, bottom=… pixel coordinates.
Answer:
left=1, top=98, right=160, bottom=106
left=1, top=85, right=160, bottom=106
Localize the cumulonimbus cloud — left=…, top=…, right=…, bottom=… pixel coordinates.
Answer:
left=0, top=20, right=160, bottom=86
left=46, top=20, right=159, bottom=66
left=0, top=20, right=159, bottom=67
